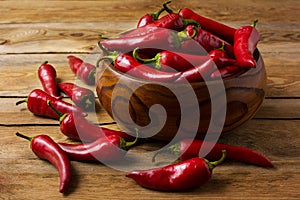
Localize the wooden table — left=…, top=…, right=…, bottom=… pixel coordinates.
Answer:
left=0, top=1, right=299, bottom=199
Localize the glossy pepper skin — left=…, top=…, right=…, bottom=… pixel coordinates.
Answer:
left=38, top=61, right=61, bottom=98
left=174, top=59, right=216, bottom=83
left=234, top=20, right=260, bottom=68
left=67, top=55, right=96, bottom=85
left=185, top=25, right=235, bottom=58
left=47, top=100, right=134, bottom=142
left=120, top=12, right=198, bottom=38
left=58, top=82, right=95, bottom=111
left=133, top=47, right=210, bottom=72
left=126, top=150, right=226, bottom=191
left=154, top=139, right=274, bottom=168
left=58, top=134, right=137, bottom=162
left=99, top=52, right=182, bottom=82
left=208, top=43, right=236, bottom=68
left=16, top=132, right=71, bottom=193
left=178, top=7, right=236, bottom=43
left=15, top=89, right=87, bottom=119
left=210, top=65, right=242, bottom=79
left=137, top=0, right=171, bottom=28
left=100, top=28, right=186, bottom=53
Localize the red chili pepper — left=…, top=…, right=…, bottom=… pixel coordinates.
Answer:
left=99, top=52, right=182, bottom=82
left=174, top=59, right=216, bottom=83
left=126, top=150, right=226, bottom=191
left=16, top=132, right=71, bottom=193
left=153, top=139, right=274, bottom=168
left=178, top=7, right=236, bottom=43
left=58, top=82, right=95, bottom=111
left=234, top=20, right=260, bottom=68
left=137, top=1, right=171, bottom=28
left=120, top=12, right=199, bottom=39
left=185, top=25, right=235, bottom=58
left=210, top=65, right=242, bottom=79
left=209, top=43, right=236, bottom=68
left=133, top=47, right=210, bottom=72
left=15, top=89, right=87, bottom=119
left=67, top=55, right=96, bottom=85
left=47, top=100, right=135, bottom=142
left=100, top=28, right=186, bottom=53
left=38, top=61, right=61, bottom=98
left=58, top=134, right=137, bottom=162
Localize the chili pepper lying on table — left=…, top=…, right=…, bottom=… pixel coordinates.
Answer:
left=68, top=55, right=96, bottom=85
left=208, top=43, right=236, bottom=68
left=58, top=82, right=95, bottom=111
left=98, top=52, right=182, bottom=82
left=38, top=61, right=61, bottom=99
left=47, top=100, right=135, bottom=142
left=153, top=139, right=274, bottom=168
left=133, top=47, right=210, bottom=72
left=234, top=20, right=260, bottom=68
left=16, top=89, right=87, bottom=119
left=137, top=0, right=171, bottom=28
left=58, top=131, right=138, bottom=162
left=210, top=65, right=242, bottom=79
left=126, top=150, right=226, bottom=191
left=185, top=25, right=235, bottom=58
left=16, top=132, right=71, bottom=193
left=177, top=7, right=236, bottom=43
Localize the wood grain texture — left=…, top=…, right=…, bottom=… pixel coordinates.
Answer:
left=0, top=0, right=299, bottom=199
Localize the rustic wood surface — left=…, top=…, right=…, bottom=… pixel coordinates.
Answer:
left=0, top=0, right=299, bottom=199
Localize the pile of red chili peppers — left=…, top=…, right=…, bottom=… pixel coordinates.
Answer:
left=15, top=1, right=273, bottom=194
left=98, top=1, right=261, bottom=82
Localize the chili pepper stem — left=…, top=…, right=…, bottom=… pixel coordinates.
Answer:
left=96, top=51, right=119, bottom=67
left=120, top=128, right=139, bottom=150
left=251, top=19, right=259, bottom=27
left=15, top=99, right=27, bottom=106
left=150, top=0, right=170, bottom=19
left=41, top=61, right=48, bottom=65
left=16, top=132, right=33, bottom=141
left=133, top=48, right=161, bottom=70
left=163, top=0, right=173, bottom=13
left=46, top=100, right=68, bottom=124
left=152, top=142, right=180, bottom=162
left=205, top=150, right=227, bottom=171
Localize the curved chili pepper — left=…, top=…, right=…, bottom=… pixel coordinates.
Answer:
left=120, top=12, right=199, bottom=38
left=133, top=47, right=210, bottom=72
left=178, top=7, right=236, bottom=43
left=100, top=28, right=186, bottom=53
left=58, top=82, right=95, bottom=111
left=209, top=43, right=236, bottom=68
left=67, top=55, right=96, bottom=85
left=126, top=150, right=226, bottom=191
left=47, top=100, right=135, bottom=142
left=174, top=59, right=216, bottom=83
left=38, top=61, right=61, bottom=98
left=137, top=1, right=171, bottom=28
left=15, top=89, right=87, bottom=119
left=185, top=25, right=235, bottom=58
left=210, top=65, right=242, bottom=79
left=153, top=139, right=274, bottom=168
left=234, top=20, right=260, bottom=68
left=58, top=133, right=138, bottom=162
left=99, top=52, right=182, bottom=82
left=16, top=132, right=71, bottom=193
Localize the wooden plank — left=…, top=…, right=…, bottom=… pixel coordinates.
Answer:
left=0, top=0, right=299, bottom=24
left=0, top=119, right=299, bottom=199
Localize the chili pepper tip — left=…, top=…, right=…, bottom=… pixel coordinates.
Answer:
left=16, top=132, right=32, bottom=141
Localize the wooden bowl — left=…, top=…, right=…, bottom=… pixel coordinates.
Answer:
left=96, top=50, right=266, bottom=141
